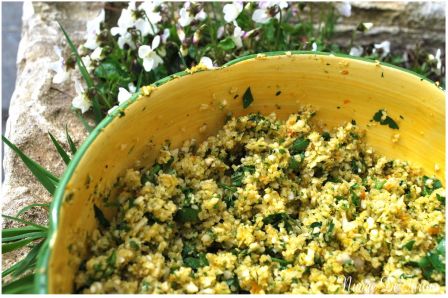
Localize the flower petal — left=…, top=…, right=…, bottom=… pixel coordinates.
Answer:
left=117, top=87, right=132, bottom=104
left=152, top=35, right=161, bottom=50
left=138, top=45, right=152, bottom=59
left=143, top=57, right=155, bottom=72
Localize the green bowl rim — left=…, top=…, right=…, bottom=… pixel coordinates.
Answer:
left=34, top=50, right=443, bottom=293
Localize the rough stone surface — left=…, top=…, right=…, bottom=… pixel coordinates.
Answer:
left=330, top=1, right=445, bottom=51
left=2, top=1, right=103, bottom=272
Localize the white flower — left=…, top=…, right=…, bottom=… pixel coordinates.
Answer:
left=111, top=5, right=136, bottom=49
left=107, top=105, right=119, bottom=115
left=373, top=40, right=391, bottom=58
left=335, top=1, right=351, bottom=17
left=178, top=7, right=194, bottom=27
left=177, top=27, right=186, bottom=42
left=349, top=46, right=363, bottom=57
left=199, top=56, right=214, bottom=69
left=231, top=26, right=244, bottom=48
left=223, top=2, right=243, bottom=23
left=161, top=28, right=171, bottom=43
left=252, top=1, right=288, bottom=24
left=435, top=48, right=442, bottom=70
left=81, top=55, right=94, bottom=73
left=135, top=1, right=162, bottom=36
left=178, top=2, right=207, bottom=27
left=118, top=87, right=133, bottom=104
left=84, top=9, right=105, bottom=50
left=128, top=82, right=137, bottom=93
left=49, top=46, right=70, bottom=84
left=195, top=9, right=207, bottom=21
left=311, top=42, right=317, bottom=51
left=72, top=80, right=91, bottom=113
left=217, top=26, right=225, bottom=39
left=138, top=35, right=163, bottom=72
left=90, top=47, right=104, bottom=61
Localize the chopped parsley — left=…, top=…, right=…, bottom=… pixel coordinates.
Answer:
left=290, top=138, right=310, bottom=155
left=372, top=109, right=399, bottom=130
left=242, top=87, right=254, bottom=108
left=93, top=204, right=110, bottom=229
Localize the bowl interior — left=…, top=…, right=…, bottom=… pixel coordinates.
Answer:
left=37, top=52, right=445, bottom=293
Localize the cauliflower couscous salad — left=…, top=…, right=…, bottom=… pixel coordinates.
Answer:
left=75, top=106, right=445, bottom=294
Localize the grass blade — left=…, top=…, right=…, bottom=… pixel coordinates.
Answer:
left=2, top=136, right=59, bottom=195
left=57, top=21, right=93, bottom=88
left=2, top=232, right=47, bottom=243
left=58, top=21, right=102, bottom=123
left=2, top=215, right=48, bottom=231
left=2, top=274, right=35, bottom=294
left=2, top=226, right=43, bottom=238
left=11, top=241, right=44, bottom=278
left=2, top=236, right=43, bottom=253
left=65, top=124, right=77, bottom=154
left=73, top=110, right=94, bottom=133
left=16, top=203, right=50, bottom=217
left=48, top=132, right=71, bottom=165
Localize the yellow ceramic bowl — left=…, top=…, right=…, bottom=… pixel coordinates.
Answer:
left=35, top=52, right=445, bottom=293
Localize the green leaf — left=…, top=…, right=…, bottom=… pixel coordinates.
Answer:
left=107, top=250, right=117, bottom=267
left=2, top=136, right=59, bottom=195
left=271, top=257, right=291, bottom=269
left=402, top=240, right=415, bottom=251
left=218, top=37, right=236, bottom=51
left=324, top=221, right=335, bottom=242
left=322, top=131, right=331, bottom=141
left=2, top=226, right=44, bottom=238
left=422, top=176, right=443, bottom=196
left=231, top=165, right=255, bottom=187
left=16, top=203, right=49, bottom=217
left=48, top=132, right=71, bottom=165
left=5, top=241, right=44, bottom=278
left=288, top=156, right=300, bottom=172
left=57, top=21, right=93, bottom=88
left=183, top=253, right=209, bottom=269
left=374, top=179, right=387, bottom=190
left=174, top=207, right=199, bottom=223
left=57, top=22, right=102, bottom=123
left=2, top=236, right=43, bottom=253
left=242, top=87, right=254, bottom=108
left=290, top=138, right=310, bottom=155
left=372, top=109, right=399, bottom=130
left=93, top=204, right=110, bottom=229
left=2, top=231, right=47, bottom=243
left=95, top=60, right=129, bottom=83
left=65, top=124, right=77, bottom=154
left=2, top=214, right=48, bottom=231
left=262, top=212, right=298, bottom=232
left=73, top=110, right=94, bottom=133
left=2, top=274, right=35, bottom=294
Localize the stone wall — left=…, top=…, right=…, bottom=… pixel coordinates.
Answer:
left=330, top=1, right=445, bottom=51
left=2, top=1, right=103, bottom=272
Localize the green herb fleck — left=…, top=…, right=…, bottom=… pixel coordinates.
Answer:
left=242, top=87, right=254, bottom=108
left=290, top=138, right=310, bottom=155
left=174, top=207, right=199, bottom=223
left=422, top=176, right=443, bottom=196
left=93, top=204, right=110, bottom=229
left=372, top=109, right=399, bottom=130
left=403, top=240, right=415, bottom=251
